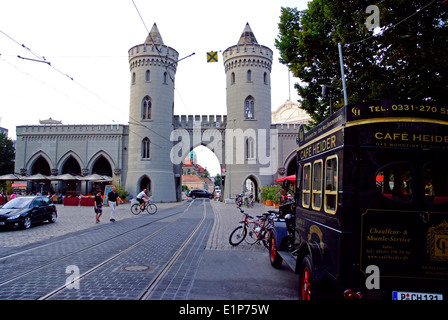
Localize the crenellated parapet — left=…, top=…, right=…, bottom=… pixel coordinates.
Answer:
left=223, top=44, right=273, bottom=72
left=16, top=124, right=127, bottom=137
left=128, top=44, right=179, bottom=72
left=173, top=115, right=227, bottom=129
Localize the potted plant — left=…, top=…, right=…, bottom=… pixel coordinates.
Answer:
left=116, top=186, right=129, bottom=204
left=272, top=185, right=283, bottom=208
left=260, top=186, right=268, bottom=205
left=265, top=185, right=274, bottom=206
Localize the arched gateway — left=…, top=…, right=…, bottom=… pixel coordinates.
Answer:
left=14, top=23, right=305, bottom=201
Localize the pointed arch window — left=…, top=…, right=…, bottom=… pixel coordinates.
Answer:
left=247, top=70, right=252, bottom=82
left=142, top=96, right=152, bottom=120
left=244, top=96, right=255, bottom=120
left=142, top=137, right=150, bottom=159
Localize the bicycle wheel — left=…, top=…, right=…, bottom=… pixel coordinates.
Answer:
left=131, top=203, right=141, bottom=215
left=244, top=221, right=260, bottom=245
left=146, top=203, right=157, bottom=214
left=229, top=225, right=247, bottom=246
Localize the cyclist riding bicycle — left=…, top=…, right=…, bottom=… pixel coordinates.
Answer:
left=136, top=189, right=150, bottom=211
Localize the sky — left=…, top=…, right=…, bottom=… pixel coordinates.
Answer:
left=0, top=0, right=309, bottom=176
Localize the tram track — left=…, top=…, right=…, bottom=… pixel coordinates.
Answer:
left=37, top=199, right=208, bottom=300
left=0, top=203, right=190, bottom=289
left=0, top=199, right=210, bottom=299
left=138, top=199, right=207, bottom=300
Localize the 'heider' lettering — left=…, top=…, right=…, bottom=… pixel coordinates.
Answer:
left=300, top=135, right=336, bottom=159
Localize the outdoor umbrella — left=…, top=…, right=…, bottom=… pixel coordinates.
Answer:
left=80, top=174, right=111, bottom=181
left=274, top=175, right=296, bottom=183
left=0, top=173, right=25, bottom=181
left=51, top=173, right=81, bottom=181
left=24, top=173, right=50, bottom=180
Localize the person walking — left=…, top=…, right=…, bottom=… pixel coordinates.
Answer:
left=94, top=191, right=103, bottom=223
left=107, top=186, right=121, bottom=222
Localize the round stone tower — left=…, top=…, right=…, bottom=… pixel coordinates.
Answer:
left=126, top=23, right=179, bottom=202
left=222, top=23, right=274, bottom=201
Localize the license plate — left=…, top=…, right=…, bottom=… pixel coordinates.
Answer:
left=393, top=291, right=443, bottom=300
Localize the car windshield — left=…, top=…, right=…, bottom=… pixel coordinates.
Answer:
left=1, top=197, right=33, bottom=209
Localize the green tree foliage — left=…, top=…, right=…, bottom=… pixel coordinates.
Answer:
left=0, top=132, right=15, bottom=175
left=276, top=0, right=448, bottom=127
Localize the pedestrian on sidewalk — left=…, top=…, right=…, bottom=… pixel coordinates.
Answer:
left=94, top=191, right=103, bottom=223
left=107, top=186, right=121, bottom=222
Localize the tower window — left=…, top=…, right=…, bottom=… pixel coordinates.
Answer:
left=247, top=70, right=252, bottom=82
left=132, top=72, right=136, bottom=84
left=145, top=70, right=150, bottom=82
left=244, top=96, right=255, bottom=120
left=231, top=72, right=235, bottom=84
left=246, top=137, right=255, bottom=160
left=142, top=137, right=150, bottom=159
left=163, top=72, right=167, bottom=84
left=142, top=96, right=152, bottom=120
left=264, top=72, right=268, bottom=85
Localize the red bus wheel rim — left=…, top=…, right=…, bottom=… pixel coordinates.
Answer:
left=301, top=266, right=311, bottom=300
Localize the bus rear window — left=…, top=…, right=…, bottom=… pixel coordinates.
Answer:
left=424, top=163, right=448, bottom=204
left=375, top=163, right=413, bottom=202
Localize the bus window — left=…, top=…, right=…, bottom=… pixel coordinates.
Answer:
left=424, top=163, right=448, bottom=203
left=375, top=162, right=413, bottom=202
left=312, top=160, right=323, bottom=210
left=325, top=156, right=338, bottom=214
left=302, top=163, right=311, bottom=208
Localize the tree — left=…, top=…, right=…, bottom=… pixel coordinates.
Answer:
left=214, top=174, right=222, bottom=186
left=276, top=0, right=448, bottom=127
left=0, top=133, right=14, bottom=175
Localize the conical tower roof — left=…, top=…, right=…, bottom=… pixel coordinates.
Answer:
left=237, top=23, right=258, bottom=45
left=145, top=23, right=164, bottom=45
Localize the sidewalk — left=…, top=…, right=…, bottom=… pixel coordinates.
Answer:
left=206, top=200, right=272, bottom=251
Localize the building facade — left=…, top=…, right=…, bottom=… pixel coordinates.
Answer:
left=14, top=23, right=310, bottom=201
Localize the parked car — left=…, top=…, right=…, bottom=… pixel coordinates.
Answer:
left=0, top=196, right=57, bottom=229
left=189, top=189, right=213, bottom=199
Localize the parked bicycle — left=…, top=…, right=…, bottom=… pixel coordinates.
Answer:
left=131, top=198, right=157, bottom=215
left=235, top=193, right=244, bottom=207
left=244, top=193, right=254, bottom=208
left=229, top=206, right=276, bottom=248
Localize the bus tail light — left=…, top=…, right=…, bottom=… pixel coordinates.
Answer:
left=344, top=289, right=363, bottom=300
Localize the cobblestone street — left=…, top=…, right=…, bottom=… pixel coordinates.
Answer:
left=0, top=199, right=299, bottom=300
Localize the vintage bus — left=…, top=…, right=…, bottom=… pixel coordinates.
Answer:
left=269, top=100, right=448, bottom=300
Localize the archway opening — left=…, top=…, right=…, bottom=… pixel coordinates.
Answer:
left=286, top=155, right=297, bottom=176
left=30, top=156, right=51, bottom=194
left=181, top=145, right=221, bottom=200
left=139, top=176, right=152, bottom=196
left=244, top=175, right=259, bottom=202
left=30, top=156, right=51, bottom=175
left=61, top=156, right=82, bottom=194
left=92, top=155, right=112, bottom=176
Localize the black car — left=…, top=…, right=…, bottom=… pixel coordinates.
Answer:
left=189, top=189, right=213, bottom=199
left=0, top=196, right=57, bottom=229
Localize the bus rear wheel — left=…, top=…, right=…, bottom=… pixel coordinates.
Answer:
left=269, top=232, right=283, bottom=269
left=298, top=255, right=314, bottom=300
